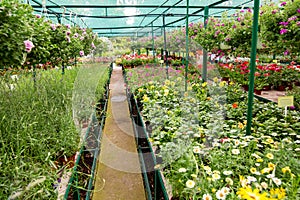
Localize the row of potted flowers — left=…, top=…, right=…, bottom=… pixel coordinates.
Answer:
left=217, top=61, right=300, bottom=93
left=125, top=66, right=300, bottom=199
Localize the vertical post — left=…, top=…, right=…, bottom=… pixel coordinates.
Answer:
left=202, top=6, right=209, bottom=82
left=246, top=0, right=260, bottom=136
left=57, top=14, right=61, bottom=24
left=151, top=22, right=155, bottom=58
left=163, top=14, right=169, bottom=79
left=185, top=0, right=189, bottom=91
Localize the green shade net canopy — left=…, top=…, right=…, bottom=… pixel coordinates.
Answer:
left=29, top=0, right=255, bottom=37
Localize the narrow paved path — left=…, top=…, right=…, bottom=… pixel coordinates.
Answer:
left=92, top=65, right=146, bottom=200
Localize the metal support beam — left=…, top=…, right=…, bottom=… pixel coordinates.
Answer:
left=202, top=6, right=209, bottom=82
left=163, top=15, right=169, bottom=79
left=246, top=0, right=260, bottom=136
left=185, top=0, right=189, bottom=91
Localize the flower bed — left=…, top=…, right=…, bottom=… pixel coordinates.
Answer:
left=126, top=66, right=300, bottom=199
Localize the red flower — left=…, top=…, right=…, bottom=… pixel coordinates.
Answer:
left=232, top=102, right=238, bottom=108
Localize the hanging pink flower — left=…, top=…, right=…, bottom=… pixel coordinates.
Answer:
left=271, top=10, right=277, bottom=14
left=284, top=50, right=289, bottom=56
left=79, top=51, right=85, bottom=56
left=35, top=14, right=41, bottom=18
left=279, top=21, right=289, bottom=26
left=50, top=24, right=56, bottom=31
left=280, top=2, right=286, bottom=6
left=24, top=40, right=35, bottom=53
left=280, top=29, right=288, bottom=34
left=297, top=9, right=300, bottom=14
left=91, top=42, right=96, bottom=49
left=66, top=30, right=71, bottom=36
left=80, top=36, right=84, bottom=41
left=65, top=24, right=71, bottom=29
left=73, top=33, right=79, bottom=38
left=288, top=16, right=297, bottom=22
left=66, top=36, right=71, bottom=43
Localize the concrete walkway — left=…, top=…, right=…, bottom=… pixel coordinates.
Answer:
left=92, top=65, right=146, bottom=200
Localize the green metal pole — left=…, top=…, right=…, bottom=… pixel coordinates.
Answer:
left=163, top=14, right=169, bottom=79
left=246, top=0, right=260, bottom=136
left=152, top=22, right=155, bottom=59
left=202, top=6, right=209, bottom=82
left=185, top=0, right=189, bottom=91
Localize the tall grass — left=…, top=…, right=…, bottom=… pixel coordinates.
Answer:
left=0, top=63, right=109, bottom=199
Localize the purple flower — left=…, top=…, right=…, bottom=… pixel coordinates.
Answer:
left=279, top=21, right=289, bottom=26
left=50, top=24, right=56, bottom=31
left=284, top=50, right=289, bottom=56
left=225, top=37, right=231, bottom=41
left=66, top=31, right=71, bottom=36
left=271, top=10, right=277, bottom=14
left=280, top=2, right=286, bottom=6
left=289, top=106, right=295, bottom=110
left=288, top=16, right=297, bottom=22
left=240, top=9, right=245, bottom=13
left=247, top=8, right=252, bottom=13
left=280, top=28, right=288, bottom=34
left=66, top=36, right=71, bottom=43
left=237, top=17, right=241, bottom=22
left=221, top=23, right=225, bottom=26
left=232, top=24, right=237, bottom=29
left=35, top=14, right=41, bottom=18
left=24, top=40, right=34, bottom=53
left=297, top=9, right=300, bottom=14
left=79, top=51, right=84, bottom=56
left=66, top=24, right=71, bottom=29
left=297, top=21, right=300, bottom=26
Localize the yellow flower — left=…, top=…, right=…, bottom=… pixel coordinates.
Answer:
left=266, top=138, right=274, bottom=144
left=142, top=95, right=149, bottom=102
left=256, top=158, right=264, bottom=162
left=213, top=77, right=219, bottom=83
left=250, top=167, right=257, bottom=174
left=186, top=180, right=195, bottom=188
left=237, top=186, right=269, bottom=200
left=202, top=82, right=207, bottom=87
left=191, top=174, right=197, bottom=178
left=261, top=168, right=272, bottom=174
left=164, top=89, right=169, bottom=96
left=211, top=188, right=216, bottom=193
left=187, top=86, right=192, bottom=91
left=229, top=81, right=234, bottom=85
left=177, top=77, right=182, bottom=82
left=281, top=166, right=291, bottom=174
left=238, top=122, right=245, bottom=129
left=170, top=81, right=175, bottom=87
left=270, top=188, right=286, bottom=199
left=138, top=88, right=144, bottom=92
left=184, top=92, right=188, bottom=97
left=268, top=162, right=276, bottom=170
left=150, top=85, right=155, bottom=89
left=266, top=153, right=274, bottom=159
left=165, top=79, right=170, bottom=85
left=219, top=81, right=227, bottom=87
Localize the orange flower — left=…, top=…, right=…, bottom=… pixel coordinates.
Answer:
left=232, top=102, right=238, bottom=108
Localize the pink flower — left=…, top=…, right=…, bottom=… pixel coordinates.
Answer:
left=280, top=29, right=288, bottom=34
left=50, top=24, right=56, bottom=31
left=66, top=31, right=71, bottom=36
left=35, top=14, right=41, bottom=18
left=91, top=42, right=96, bottom=49
left=284, top=50, right=289, bottom=56
left=279, top=21, right=289, bottom=26
left=280, top=2, right=286, bottom=6
left=272, top=10, right=277, bottom=14
left=297, top=21, right=300, bottom=26
left=79, top=50, right=84, bottom=56
left=297, top=9, right=300, bottom=14
left=232, top=25, right=237, bottom=29
left=80, top=36, right=84, bottom=41
left=73, top=33, right=79, bottom=38
left=66, top=36, right=71, bottom=43
left=24, top=40, right=34, bottom=53
left=66, top=24, right=71, bottom=29
left=288, top=16, right=297, bottom=22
